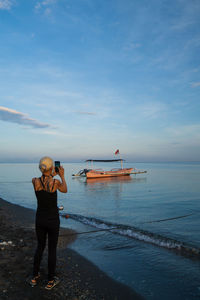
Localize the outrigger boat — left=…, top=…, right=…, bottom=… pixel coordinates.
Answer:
left=72, top=159, right=147, bottom=179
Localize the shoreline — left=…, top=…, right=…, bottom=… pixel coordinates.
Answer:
left=0, top=197, right=143, bottom=299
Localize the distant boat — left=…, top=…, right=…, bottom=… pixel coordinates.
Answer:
left=72, top=159, right=147, bottom=179
left=72, top=168, right=91, bottom=177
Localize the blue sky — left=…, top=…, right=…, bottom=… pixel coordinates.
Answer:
left=0, top=0, right=200, bottom=162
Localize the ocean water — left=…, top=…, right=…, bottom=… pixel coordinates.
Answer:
left=0, top=162, right=200, bottom=299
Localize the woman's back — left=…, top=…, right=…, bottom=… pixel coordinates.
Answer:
left=33, top=176, right=58, bottom=216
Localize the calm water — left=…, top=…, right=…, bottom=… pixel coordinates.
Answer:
left=0, top=162, right=200, bottom=299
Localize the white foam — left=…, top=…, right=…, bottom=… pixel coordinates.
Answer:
left=67, top=213, right=200, bottom=256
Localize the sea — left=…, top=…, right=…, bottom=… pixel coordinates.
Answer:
left=0, top=162, right=200, bottom=300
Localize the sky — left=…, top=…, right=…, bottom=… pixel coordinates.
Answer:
left=0, top=0, right=200, bottom=163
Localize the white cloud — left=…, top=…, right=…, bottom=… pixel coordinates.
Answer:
left=0, top=0, right=14, bottom=10
left=0, top=106, right=51, bottom=129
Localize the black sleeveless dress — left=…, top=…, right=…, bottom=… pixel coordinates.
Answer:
left=35, top=177, right=59, bottom=225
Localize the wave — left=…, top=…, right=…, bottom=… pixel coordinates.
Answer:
left=62, top=213, right=200, bottom=258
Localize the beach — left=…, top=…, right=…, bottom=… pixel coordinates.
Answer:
left=0, top=197, right=143, bottom=300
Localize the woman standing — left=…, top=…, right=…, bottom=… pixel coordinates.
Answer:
left=30, top=156, right=67, bottom=290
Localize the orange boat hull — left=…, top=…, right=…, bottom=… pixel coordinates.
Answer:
left=86, top=168, right=133, bottom=179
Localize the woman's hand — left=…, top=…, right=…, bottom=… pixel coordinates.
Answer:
left=58, top=166, right=65, bottom=178
left=57, top=166, right=67, bottom=193
left=52, top=167, right=57, bottom=177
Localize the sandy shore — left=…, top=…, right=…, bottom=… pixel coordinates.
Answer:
left=0, top=198, right=144, bottom=300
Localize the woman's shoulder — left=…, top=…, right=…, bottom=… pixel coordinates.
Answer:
left=32, top=177, right=42, bottom=188
left=51, top=178, right=61, bottom=192
left=32, top=177, right=40, bottom=182
left=53, top=178, right=61, bottom=185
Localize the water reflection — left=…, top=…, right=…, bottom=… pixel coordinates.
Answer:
left=86, top=176, right=132, bottom=185
left=71, top=175, right=147, bottom=216
left=72, top=175, right=147, bottom=187
left=85, top=176, right=147, bottom=187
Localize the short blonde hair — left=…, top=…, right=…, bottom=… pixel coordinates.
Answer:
left=39, top=156, right=53, bottom=173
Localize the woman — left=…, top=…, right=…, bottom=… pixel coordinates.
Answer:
left=30, top=156, right=67, bottom=290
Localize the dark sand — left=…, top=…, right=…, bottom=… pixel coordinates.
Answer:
left=0, top=198, right=144, bottom=300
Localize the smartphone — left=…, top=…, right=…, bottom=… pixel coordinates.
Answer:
left=55, top=161, right=60, bottom=173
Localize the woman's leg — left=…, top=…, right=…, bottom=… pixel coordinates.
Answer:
left=47, top=220, right=60, bottom=281
left=33, top=224, right=47, bottom=276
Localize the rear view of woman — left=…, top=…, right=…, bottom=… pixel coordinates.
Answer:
left=30, top=156, right=67, bottom=290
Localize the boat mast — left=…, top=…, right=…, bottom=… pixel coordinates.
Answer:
left=120, top=154, right=123, bottom=169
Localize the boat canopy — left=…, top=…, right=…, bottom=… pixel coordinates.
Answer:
left=85, top=159, right=125, bottom=162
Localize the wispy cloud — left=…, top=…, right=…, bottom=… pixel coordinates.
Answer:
left=136, top=101, right=167, bottom=119
left=191, top=82, right=200, bottom=88
left=123, top=42, right=142, bottom=51
left=166, top=124, right=200, bottom=139
left=170, top=0, right=200, bottom=32
left=35, top=0, right=57, bottom=16
left=30, top=129, right=79, bottom=138
left=76, top=111, right=96, bottom=116
left=0, top=106, right=51, bottom=129
left=0, top=0, right=14, bottom=10
left=35, top=0, right=56, bottom=9
left=170, top=19, right=195, bottom=31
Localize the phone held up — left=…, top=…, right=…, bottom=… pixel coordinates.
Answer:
left=55, top=161, right=60, bottom=173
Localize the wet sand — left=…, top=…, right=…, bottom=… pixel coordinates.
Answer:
left=0, top=198, right=144, bottom=300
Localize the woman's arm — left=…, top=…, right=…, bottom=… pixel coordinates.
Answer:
left=57, top=166, right=67, bottom=193
left=32, top=178, right=36, bottom=189
left=32, top=177, right=42, bottom=191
